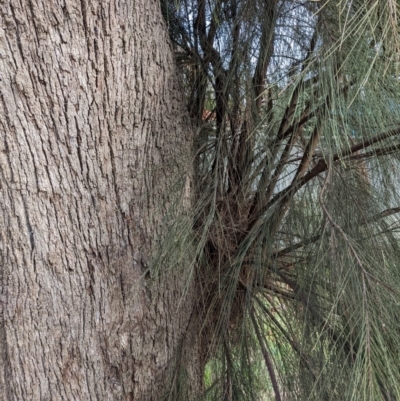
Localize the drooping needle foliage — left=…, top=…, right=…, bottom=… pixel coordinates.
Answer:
left=159, top=0, right=400, bottom=399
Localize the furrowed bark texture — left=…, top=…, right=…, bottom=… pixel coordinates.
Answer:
left=0, top=0, right=199, bottom=399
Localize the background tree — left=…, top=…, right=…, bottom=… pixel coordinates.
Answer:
left=159, top=0, right=400, bottom=400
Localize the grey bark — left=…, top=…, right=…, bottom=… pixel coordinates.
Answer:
left=0, top=0, right=199, bottom=399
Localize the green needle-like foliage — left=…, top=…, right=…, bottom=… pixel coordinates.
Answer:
left=158, top=0, right=400, bottom=399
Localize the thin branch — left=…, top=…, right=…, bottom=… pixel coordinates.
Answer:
left=264, top=125, right=400, bottom=214
left=250, top=308, right=282, bottom=401
left=292, top=124, right=323, bottom=182
left=253, top=0, right=277, bottom=111
left=254, top=296, right=316, bottom=380
left=273, top=234, right=321, bottom=256
left=348, top=142, right=400, bottom=160
left=376, top=207, right=400, bottom=219
left=272, top=206, right=400, bottom=258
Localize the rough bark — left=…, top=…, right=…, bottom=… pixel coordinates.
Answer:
left=0, top=0, right=199, bottom=399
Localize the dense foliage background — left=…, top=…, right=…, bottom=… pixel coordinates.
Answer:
left=159, top=1, right=400, bottom=399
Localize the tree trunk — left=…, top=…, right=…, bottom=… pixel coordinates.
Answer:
left=0, top=0, right=200, bottom=399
